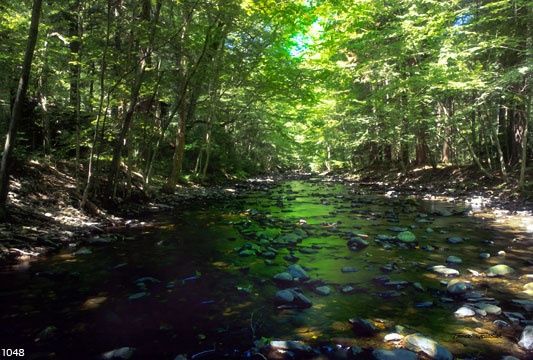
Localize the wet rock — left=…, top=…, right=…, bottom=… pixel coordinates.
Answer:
left=447, top=280, right=471, bottom=295
left=275, top=289, right=294, bottom=303
left=87, top=236, right=113, bottom=245
left=128, top=292, right=149, bottom=300
left=373, top=349, right=417, bottom=360
left=101, top=347, right=136, bottom=359
left=381, top=263, right=398, bottom=273
left=523, top=283, right=533, bottom=297
left=497, top=250, right=506, bottom=256
left=479, top=252, right=491, bottom=259
left=348, top=236, right=369, bottom=250
left=341, top=285, right=355, bottom=294
left=374, top=275, right=391, bottom=284
left=415, top=301, right=434, bottom=308
left=511, top=299, right=533, bottom=312
left=275, top=288, right=312, bottom=308
left=446, top=256, right=462, bottom=264
left=341, top=266, right=358, bottom=273
left=413, top=282, right=425, bottom=292
left=269, top=340, right=312, bottom=354
left=422, top=244, right=435, bottom=252
left=503, top=311, right=525, bottom=324
left=385, top=280, right=409, bottom=289
left=239, top=249, right=255, bottom=257
left=434, top=208, right=452, bottom=217
left=35, top=325, right=57, bottom=341
left=74, top=247, right=92, bottom=255
left=377, top=234, right=394, bottom=241
left=284, top=254, right=299, bottom=262
left=261, top=251, right=276, bottom=259
left=273, top=272, right=293, bottom=283
left=314, top=285, right=331, bottom=296
left=447, top=236, right=463, bottom=244
left=397, top=231, right=416, bottom=243
left=378, top=290, right=402, bottom=298
left=487, top=264, right=515, bottom=277
left=287, top=264, right=310, bottom=281
left=403, top=333, right=453, bottom=360
left=455, top=306, right=476, bottom=318
left=298, top=247, right=318, bottom=254
left=518, top=325, right=533, bottom=351
left=494, top=320, right=510, bottom=328
left=384, top=333, right=404, bottom=342
left=349, top=318, right=378, bottom=337
left=431, top=265, right=459, bottom=277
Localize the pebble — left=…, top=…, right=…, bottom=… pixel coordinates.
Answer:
left=518, top=325, right=533, bottom=351
left=314, top=286, right=331, bottom=296
left=372, top=349, right=417, bottom=360
left=455, top=306, right=476, bottom=318
left=446, top=255, right=462, bottom=264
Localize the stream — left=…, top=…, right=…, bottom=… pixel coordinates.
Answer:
left=1, top=179, right=532, bottom=359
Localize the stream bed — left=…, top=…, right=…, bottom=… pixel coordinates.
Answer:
left=1, top=179, right=532, bottom=359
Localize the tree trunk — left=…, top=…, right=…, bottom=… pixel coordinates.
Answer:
left=494, top=106, right=508, bottom=181
left=0, top=0, right=43, bottom=215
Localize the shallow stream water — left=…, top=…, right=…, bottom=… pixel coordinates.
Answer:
left=1, top=179, right=532, bottom=359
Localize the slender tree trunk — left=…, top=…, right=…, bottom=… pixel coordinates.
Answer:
left=81, top=0, right=111, bottom=210
left=0, top=0, right=43, bottom=216
left=494, top=106, right=508, bottom=181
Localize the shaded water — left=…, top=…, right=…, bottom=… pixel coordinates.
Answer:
left=1, top=180, right=532, bottom=359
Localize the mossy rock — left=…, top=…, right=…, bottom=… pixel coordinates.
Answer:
left=397, top=231, right=416, bottom=243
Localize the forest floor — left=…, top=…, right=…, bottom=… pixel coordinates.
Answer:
left=0, top=160, right=530, bottom=264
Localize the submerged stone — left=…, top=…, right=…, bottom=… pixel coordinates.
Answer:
left=101, top=347, right=136, bottom=359
left=397, top=231, right=416, bottom=243
left=372, top=349, right=417, bottom=360
left=273, top=272, right=293, bottom=282
left=269, top=340, right=312, bottom=353
left=447, top=236, right=463, bottom=244
left=287, top=264, right=309, bottom=281
left=314, top=285, right=331, bottom=296
left=341, top=266, right=358, bottom=273
left=447, top=280, right=471, bottom=295
left=446, top=255, right=462, bottom=264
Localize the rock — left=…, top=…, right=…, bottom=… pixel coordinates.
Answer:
left=487, top=264, right=515, bottom=276
left=348, top=237, right=369, bottom=250
left=273, top=272, right=293, bottom=282
left=523, top=283, right=533, bottom=297
left=447, top=236, right=463, bottom=244
left=497, top=250, right=506, bottom=256
left=261, top=251, right=276, bottom=259
left=87, top=236, right=113, bottom=244
left=379, top=290, right=402, bottom=298
left=501, top=356, right=520, bottom=360
left=385, top=280, right=409, bottom=289
left=269, top=340, right=312, bottom=353
left=415, top=301, right=434, bottom=308
left=275, top=289, right=294, bottom=303
left=431, top=265, right=459, bottom=276
left=413, top=282, right=425, bottom=292
left=349, top=318, right=378, bottom=337
left=403, top=333, right=453, bottom=360
left=397, top=231, right=416, bottom=243
left=372, top=349, right=417, bottom=360
left=101, top=347, right=136, bottom=359
left=479, top=252, right=491, bottom=259
left=455, top=306, right=476, bottom=318
left=314, top=286, right=331, bottom=296
left=503, top=311, right=525, bottom=324
left=239, top=249, right=255, bottom=257
left=434, top=208, right=452, bottom=217
left=518, top=325, right=533, bottom=351
left=275, top=288, right=312, bottom=308
left=389, top=226, right=408, bottom=232
left=341, top=285, right=355, bottom=293
left=512, top=299, right=533, bottom=312
left=36, top=325, right=57, bottom=341
left=447, top=280, right=471, bottom=295
left=384, top=333, right=404, bottom=342
left=493, top=320, right=510, bottom=328
left=74, top=247, right=92, bottom=255
left=474, top=303, right=501, bottom=315
left=446, top=256, right=462, bottom=264
left=288, top=264, right=309, bottom=281
left=128, top=292, right=149, bottom=300
left=341, top=266, right=358, bottom=273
